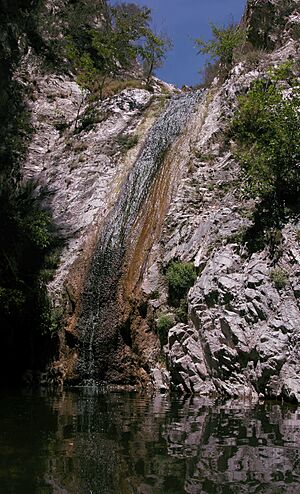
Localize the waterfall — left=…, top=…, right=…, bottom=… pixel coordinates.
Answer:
left=76, top=91, right=203, bottom=384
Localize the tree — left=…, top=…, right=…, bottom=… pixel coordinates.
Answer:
left=110, top=4, right=172, bottom=82
left=109, top=3, right=152, bottom=68
left=195, top=22, right=246, bottom=68
left=140, top=31, right=172, bottom=83
left=65, top=2, right=171, bottom=96
left=66, top=2, right=150, bottom=96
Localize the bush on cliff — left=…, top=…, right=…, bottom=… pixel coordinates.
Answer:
left=270, top=267, right=289, bottom=290
left=230, top=61, right=300, bottom=249
left=231, top=62, right=300, bottom=206
left=166, top=261, right=197, bottom=306
left=157, top=314, right=174, bottom=346
left=0, top=179, right=61, bottom=322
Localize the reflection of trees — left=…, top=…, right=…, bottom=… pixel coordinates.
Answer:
left=0, top=389, right=57, bottom=494
left=37, top=392, right=300, bottom=494
left=45, top=390, right=129, bottom=494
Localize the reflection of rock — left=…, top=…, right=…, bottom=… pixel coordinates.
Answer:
left=162, top=398, right=300, bottom=494
left=38, top=391, right=300, bottom=494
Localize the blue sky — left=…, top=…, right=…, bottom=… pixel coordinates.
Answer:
left=110, top=0, right=246, bottom=87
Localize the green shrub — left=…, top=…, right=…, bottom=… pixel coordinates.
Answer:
left=166, top=261, right=197, bottom=305
left=265, top=228, right=284, bottom=259
left=117, top=134, right=139, bottom=151
left=194, top=150, right=214, bottom=162
left=39, top=297, right=62, bottom=337
left=0, top=288, right=26, bottom=315
left=75, top=108, right=109, bottom=134
left=149, top=289, right=160, bottom=300
left=267, top=60, right=295, bottom=82
left=292, top=23, right=300, bottom=40
left=157, top=314, right=174, bottom=346
left=230, top=63, right=300, bottom=203
left=175, top=299, right=188, bottom=324
left=53, top=120, right=69, bottom=132
left=240, top=48, right=266, bottom=69
left=74, top=141, right=88, bottom=154
left=270, top=268, right=288, bottom=290
left=229, top=62, right=300, bottom=250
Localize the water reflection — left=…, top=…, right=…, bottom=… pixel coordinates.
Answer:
left=0, top=390, right=300, bottom=494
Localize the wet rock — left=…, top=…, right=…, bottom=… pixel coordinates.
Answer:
left=23, top=72, right=154, bottom=303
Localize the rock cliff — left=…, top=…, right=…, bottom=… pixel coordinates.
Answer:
left=20, top=0, right=300, bottom=402
left=141, top=0, right=300, bottom=402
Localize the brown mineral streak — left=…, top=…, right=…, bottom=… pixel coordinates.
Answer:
left=119, top=101, right=205, bottom=317
left=64, top=96, right=161, bottom=330
left=55, top=98, right=163, bottom=380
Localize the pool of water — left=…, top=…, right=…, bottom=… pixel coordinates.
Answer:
left=0, top=389, right=300, bottom=494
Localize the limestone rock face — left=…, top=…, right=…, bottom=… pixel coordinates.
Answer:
left=20, top=54, right=171, bottom=384
left=167, top=323, right=215, bottom=395
left=188, top=242, right=300, bottom=401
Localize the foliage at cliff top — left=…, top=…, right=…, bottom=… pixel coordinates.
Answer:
left=195, top=22, right=246, bottom=68
left=64, top=1, right=172, bottom=96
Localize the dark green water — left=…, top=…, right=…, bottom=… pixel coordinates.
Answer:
left=0, top=390, right=300, bottom=494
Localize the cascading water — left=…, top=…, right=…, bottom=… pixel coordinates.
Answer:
left=77, top=90, right=203, bottom=384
